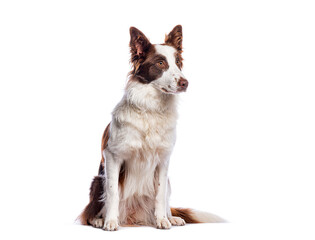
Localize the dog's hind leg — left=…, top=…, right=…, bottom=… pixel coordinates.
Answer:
left=79, top=176, right=105, bottom=227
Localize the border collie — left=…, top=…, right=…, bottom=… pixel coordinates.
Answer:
left=79, top=25, right=224, bottom=230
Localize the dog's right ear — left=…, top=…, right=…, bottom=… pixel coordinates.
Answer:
left=129, top=27, right=151, bottom=57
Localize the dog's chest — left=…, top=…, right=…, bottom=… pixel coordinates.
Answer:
left=130, top=111, right=176, bottom=152
left=114, top=111, right=176, bottom=200
left=110, top=94, right=178, bottom=160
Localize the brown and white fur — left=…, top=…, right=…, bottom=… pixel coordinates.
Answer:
left=79, top=25, right=224, bottom=231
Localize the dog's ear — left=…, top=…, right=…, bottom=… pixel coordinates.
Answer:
left=129, top=27, right=151, bottom=57
left=165, top=25, right=183, bottom=52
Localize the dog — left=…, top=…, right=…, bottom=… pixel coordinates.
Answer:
left=79, top=25, right=224, bottom=231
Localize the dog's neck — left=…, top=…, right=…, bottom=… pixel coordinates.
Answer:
left=124, top=80, right=178, bottom=114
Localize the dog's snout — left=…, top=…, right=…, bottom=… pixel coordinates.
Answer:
left=177, top=77, right=189, bottom=91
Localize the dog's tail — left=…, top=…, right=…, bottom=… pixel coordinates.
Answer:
left=171, top=208, right=226, bottom=223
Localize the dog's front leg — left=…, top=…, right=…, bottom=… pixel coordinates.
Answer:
left=103, top=150, right=122, bottom=231
left=155, top=159, right=172, bottom=229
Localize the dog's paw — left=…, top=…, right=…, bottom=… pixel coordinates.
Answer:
left=90, top=218, right=104, bottom=228
left=103, top=219, right=119, bottom=231
left=156, top=217, right=171, bottom=229
left=169, top=216, right=186, bottom=226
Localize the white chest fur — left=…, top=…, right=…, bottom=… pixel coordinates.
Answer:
left=107, top=82, right=178, bottom=200
left=109, top=83, right=178, bottom=158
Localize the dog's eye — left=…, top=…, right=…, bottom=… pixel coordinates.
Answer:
left=176, top=58, right=180, bottom=64
left=157, top=61, right=165, bottom=68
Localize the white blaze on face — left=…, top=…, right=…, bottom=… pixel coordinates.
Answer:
left=153, top=44, right=186, bottom=94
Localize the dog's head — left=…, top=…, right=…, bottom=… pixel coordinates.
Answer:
left=129, top=25, right=188, bottom=94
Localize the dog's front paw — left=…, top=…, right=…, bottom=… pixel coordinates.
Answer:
left=156, top=217, right=171, bottom=229
left=103, top=219, right=119, bottom=231
left=169, top=216, right=185, bottom=226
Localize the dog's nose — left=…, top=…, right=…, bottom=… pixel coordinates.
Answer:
left=177, top=77, right=189, bottom=91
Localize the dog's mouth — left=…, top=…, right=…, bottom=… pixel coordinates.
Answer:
left=161, top=87, right=176, bottom=94
left=161, top=88, right=189, bottom=95
left=161, top=88, right=169, bottom=93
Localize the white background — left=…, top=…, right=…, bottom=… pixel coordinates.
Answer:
left=1, top=0, right=314, bottom=239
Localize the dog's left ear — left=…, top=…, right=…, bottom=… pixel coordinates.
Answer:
left=165, top=25, right=183, bottom=52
